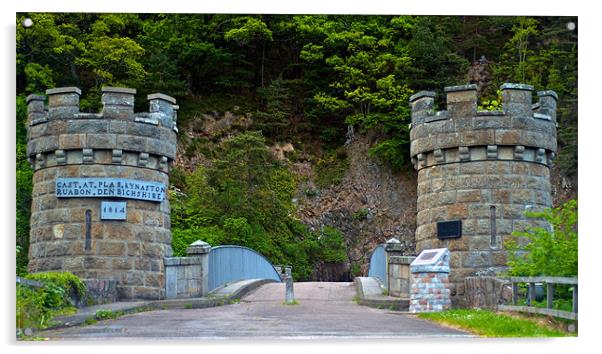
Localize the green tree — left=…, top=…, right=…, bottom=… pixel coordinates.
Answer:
left=505, top=200, right=577, bottom=277
left=254, top=76, right=293, bottom=139
left=16, top=96, right=32, bottom=275
left=300, top=16, right=415, bottom=169
left=224, top=16, right=273, bottom=88
left=491, top=17, right=577, bottom=177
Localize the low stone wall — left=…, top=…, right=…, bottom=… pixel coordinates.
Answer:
left=164, top=240, right=210, bottom=299
left=388, top=256, right=414, bottom=297
left=164, top=257, right=204, bottom=299
left=82, top=279, right=118, bottom=306
left=464, top=276, right=512, bottom=309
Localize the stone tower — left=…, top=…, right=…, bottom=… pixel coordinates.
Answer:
left=26, top=86, right=178, bottom=300
left=409, top=83, right=557, bottom=305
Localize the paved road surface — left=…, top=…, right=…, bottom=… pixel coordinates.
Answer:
left=41, top=282, right=470, bottom=340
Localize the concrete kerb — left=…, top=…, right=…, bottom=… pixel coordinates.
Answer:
left=40, top=279, right=275, bottom=333
left=354, top=277, right=410, bottom=311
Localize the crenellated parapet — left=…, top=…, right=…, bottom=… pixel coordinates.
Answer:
left=409, top=83, right=557, bottom=171
left=26, top=87, right=178, bottom=174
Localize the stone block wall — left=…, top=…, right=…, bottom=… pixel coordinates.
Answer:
left=388, top=256, right=414, bottom=297
left=82, top=279, right=118, bottom=305
left=164, top=258, right=204, bottom=299
left=464, top=276, right=513, bottom=309
left=26, top=87, right=178, bottom=300
left=409, top=84, right=557, bottom=306
left=164, top=241, right=210, bottom=299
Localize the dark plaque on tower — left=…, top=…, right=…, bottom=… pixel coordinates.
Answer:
left=437, top=220, right=462, bottom=239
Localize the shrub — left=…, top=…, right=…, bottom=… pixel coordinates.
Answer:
left=94, top=309, right=118, bottom=320
left=25, top=271, right=87, bottom=307
left=319, top=226, right=348, bottom=263
left=314, top=148, right=349, bottom=188
left=505, top=199, right=578, bottom=277
left=17, top=272, right=86, bottom=331
left=171, top=227, right=225, bottom=257
left=352, top=208, right=369, bottom=220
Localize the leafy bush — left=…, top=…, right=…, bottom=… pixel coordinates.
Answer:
left=94, top=309, right=118, bottom=320
left=352, top=208, right=369, bottom=221
left=223, top=217, right=253, bottom=245
left=505, top=199, right=578, bottom=277
left=17, top=272, right=86, bottom=330
left=318, top=226, right=348, bottom=263
left=314, top=148, right=349, bottom=188
left=171, top=227, right=225, bottom=257
left=25, top=271, right=87, bottom=306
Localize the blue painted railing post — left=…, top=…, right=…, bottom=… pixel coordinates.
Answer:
left=186, top=240, right=211, bottom=296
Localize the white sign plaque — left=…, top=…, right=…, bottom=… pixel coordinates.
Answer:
left=56, top=178, right=166, bottom=202
left=101, top=201, right=127, bottom=220
left=411, top=248, right=448, bottom=266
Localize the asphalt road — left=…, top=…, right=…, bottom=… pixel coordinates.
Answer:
left=41, top=282, right=471, bottom=340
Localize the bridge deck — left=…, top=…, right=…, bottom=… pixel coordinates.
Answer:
left=41, top=282, right=470, bottom=339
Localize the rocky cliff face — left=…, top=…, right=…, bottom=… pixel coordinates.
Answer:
left=294, top=134, right=417, bottom=280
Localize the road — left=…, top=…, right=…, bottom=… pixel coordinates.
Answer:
left=41, top=282, right=470, bottom=340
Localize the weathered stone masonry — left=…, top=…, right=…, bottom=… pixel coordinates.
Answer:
left=409, top=83, right=557, bottom=306
left=26, top=86, right=178, bottom=300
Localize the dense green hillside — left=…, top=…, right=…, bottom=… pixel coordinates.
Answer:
left=16, top=14, right=578, bottom=279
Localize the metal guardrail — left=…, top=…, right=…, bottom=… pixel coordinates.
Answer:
left=16, top=276, right=44, bottom=288
left=498, top=276, right=578, bottom=320
left=208, top=245, right=282, bottom=292
left=367, top=245, right=386, bottom=288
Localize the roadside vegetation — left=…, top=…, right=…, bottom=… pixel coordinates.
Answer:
left=418, top=309, right=572, bottom=337
left=17, top=272, right=86, bottom=336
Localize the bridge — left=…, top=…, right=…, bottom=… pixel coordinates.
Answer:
left=38, top=240, right=469, bottom=339
left=41, top=281, right=469, bottom=339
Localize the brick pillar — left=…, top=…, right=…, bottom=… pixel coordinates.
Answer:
left=410, top=248, right=451, bottom=312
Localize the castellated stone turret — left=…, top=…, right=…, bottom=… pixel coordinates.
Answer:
left=409, top=83, right=557, bottom=306
left=26, top=86, right=178, bottom=300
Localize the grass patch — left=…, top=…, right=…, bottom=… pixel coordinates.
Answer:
left=94, top=309, right=123, bottom=320
left=418, top=309, right=571, bottom=337
left=283, top=300, right=299, bottom=305
left=83, top=318, right=98, bottom=326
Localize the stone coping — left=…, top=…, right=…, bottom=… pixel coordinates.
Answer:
left=537, top=90, right=558, bottom=101
left=26, top=94, right=46, bottom=103
left=46, top=87, right=82, bottom=95
left=102, top=86, right=137, bottom=95
left=409, top=91, right=436, bottom=102
left=164, top=257, right=203, bottom=266
left=444, top=84, right=477, bottom=92
left=147, top=93, right=177, bottom=104
left=389, top=256, right=416, bottom=265
left=500, top=83, right=534, bottom=91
